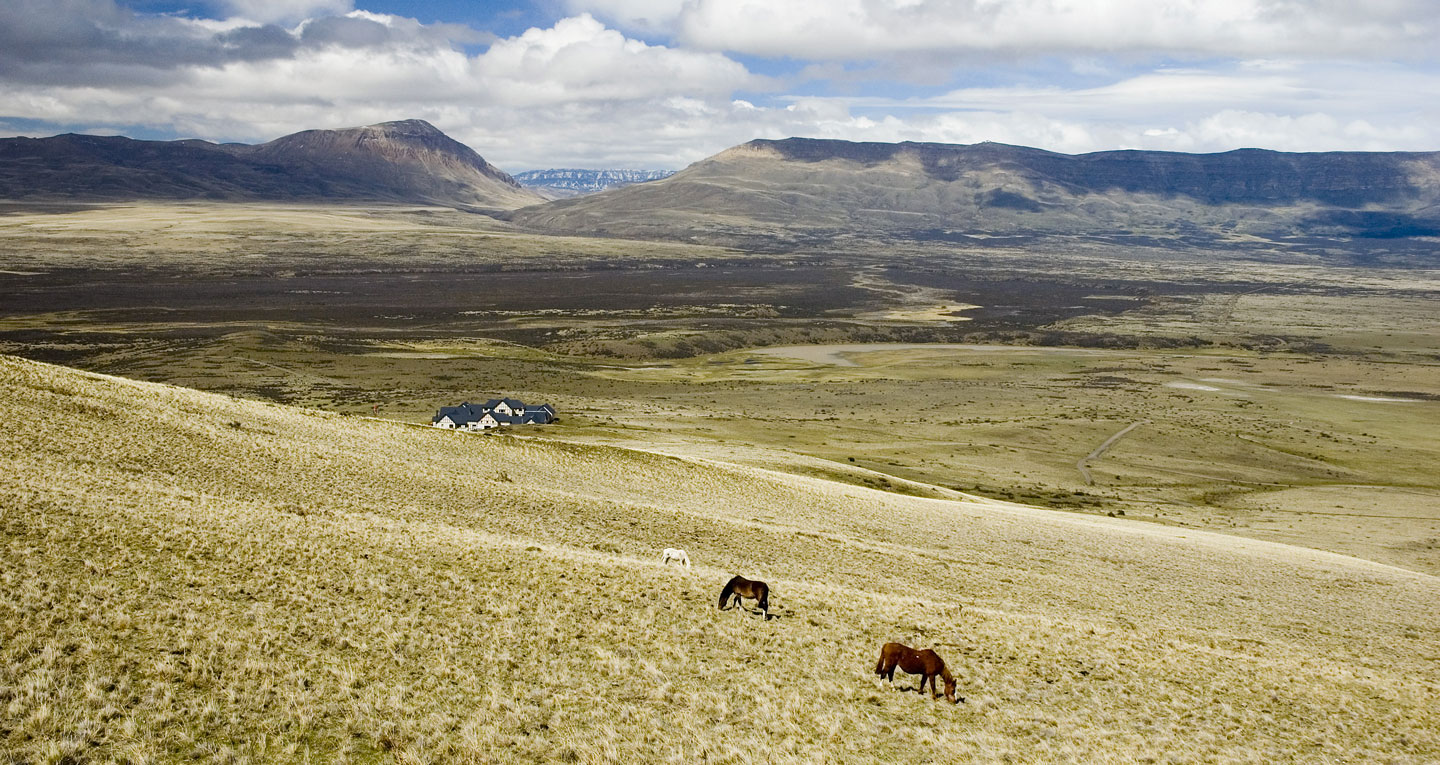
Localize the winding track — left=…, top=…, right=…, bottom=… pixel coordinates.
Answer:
left=1077, top=419, right=1149, bottom=485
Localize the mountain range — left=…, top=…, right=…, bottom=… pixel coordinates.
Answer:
left=0, top=119, right=541, bottom=212
left=513, top=168, right=675, bottom=199
left=512, top=138, right=1440, bottom=247
left=3, top=122, right=1439, bottom=253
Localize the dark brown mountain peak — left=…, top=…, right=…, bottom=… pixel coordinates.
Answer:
left=0, top=119, right=543, bottom=211
left=250, top=119, right=527, bottom=192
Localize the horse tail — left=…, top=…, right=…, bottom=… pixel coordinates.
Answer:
left=875, top=648, right=887, bottom=675
left=718, top=577, right=737, bottom=610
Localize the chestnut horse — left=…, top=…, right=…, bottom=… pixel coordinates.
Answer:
left=875, top=642, right=961, bottom=703
left=718, top=575, right=769, bottom=617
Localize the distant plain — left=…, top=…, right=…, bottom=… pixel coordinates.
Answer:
left=2, top=202, right=1437, bottom=575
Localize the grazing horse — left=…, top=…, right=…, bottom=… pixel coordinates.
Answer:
left=718, top=575, right=769, bottom=617
left=875, top=642, right=961, bottom=703
left=661, top=548, right=691, bottom=569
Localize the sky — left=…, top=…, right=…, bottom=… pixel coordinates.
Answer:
left=2, top=0, right=1438, bottom=171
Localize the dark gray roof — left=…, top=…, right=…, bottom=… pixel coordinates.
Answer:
left=434, top=402, right=488, bottom=424
left=432, top=406, right=463, bottom=423
left=436, top=397, right=555, bottom=424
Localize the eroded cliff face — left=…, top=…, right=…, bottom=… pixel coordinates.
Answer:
left=745, top=138, right=1440, bottom=205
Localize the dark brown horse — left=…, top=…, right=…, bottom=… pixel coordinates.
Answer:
left=718, top=575, right=769, bottom=617
left=875, top=642, right=961, bottom=703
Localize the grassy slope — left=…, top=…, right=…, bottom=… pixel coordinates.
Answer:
left=2, top=355, right=1437, bottom=763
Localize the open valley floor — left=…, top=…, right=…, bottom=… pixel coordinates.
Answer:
left=1, top=202, right=1437, bottom=761
left=4, top=203, right=1438, bottom=574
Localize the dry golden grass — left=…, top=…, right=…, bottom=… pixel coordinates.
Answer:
left=2, top=354, right=1438, bottom=763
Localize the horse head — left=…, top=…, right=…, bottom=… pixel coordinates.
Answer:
left=941, top=669, right=962, bottom=704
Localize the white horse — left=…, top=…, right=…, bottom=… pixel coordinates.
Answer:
left=661, top=548, right=691, bottom=570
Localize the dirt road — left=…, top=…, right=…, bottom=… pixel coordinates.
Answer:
left=1077, top=420, right=1149, bottom=485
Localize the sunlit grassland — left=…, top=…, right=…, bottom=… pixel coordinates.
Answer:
left=3, top=354, right=1438, bottom=762
left=0, top=202, right=743, bottom=272
left=4, top=201, right=1439, bottom=760
left=9, top=311, right=1436, bottom=574
left=1057, top=291, right=1440, bottom=362
left=497, top=341, right=1440, bottom=575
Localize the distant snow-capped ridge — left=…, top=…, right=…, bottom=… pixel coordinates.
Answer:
left=514, top=168, right=675, bottom=195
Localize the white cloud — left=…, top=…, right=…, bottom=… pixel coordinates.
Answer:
left=563, top=0, right=684, bottom=36
left=1183, top=110, right=1430, bottom=153
left=471, top=14, right=753, bottom=106
left=2, top=2, right=1438, bottom=169
left=145, top=13, right=751, bottom=114
left=883, top=69, right=1305, bottom=122
left=763, top=60, right=1440, bottom=153
left=221, top=0, right=353, bottom=25
left=575, top=0, right=1440, bottom=59
left=0, top=12, right=764, bottom=167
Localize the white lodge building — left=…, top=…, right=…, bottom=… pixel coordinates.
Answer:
left=432, top=398, right=557, bottom=431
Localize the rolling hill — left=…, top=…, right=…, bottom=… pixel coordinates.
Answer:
left=0, top=120, right=543, bottom=212
left=2, top=353, right=1436, bottom=761
left=512, top=138, right=1440, bottom=249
